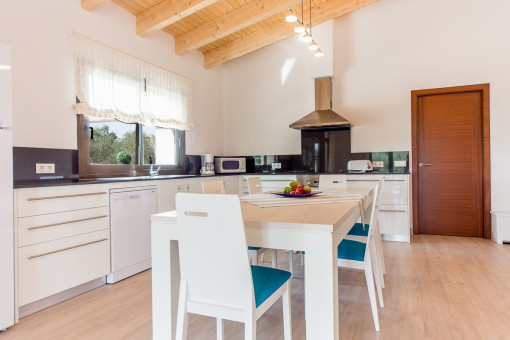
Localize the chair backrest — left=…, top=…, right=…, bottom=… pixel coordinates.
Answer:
left=364, top=183, right=380, bottom=242
left=176, top=193, right=253, bottom=310
left=202, top=180, right=226, bottom=194
left=319, top=174, right=347, bottom=189
left=247, top=177, right=263, bottom=194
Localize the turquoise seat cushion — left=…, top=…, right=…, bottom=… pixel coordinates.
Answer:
left=248, top=246, right=261, bottom=250
left=347, top=222, right=370, bottom=237
left=251, top=265, right=291, bottom=308
left=337, top=239, right=366, bottom=262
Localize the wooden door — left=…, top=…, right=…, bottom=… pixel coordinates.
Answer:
left=411, top=84, right=491, bottom=237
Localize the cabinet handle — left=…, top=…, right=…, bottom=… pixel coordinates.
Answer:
left=27, top=215, right=108, bottom=231
left=379, top=209, right=407, bottom=212
left=347, top=179, right=381, bottom=182
left=28, top=238, right=108, bottom=259
left=27, top=191, right=108, bottom=201
left=383, top=179, right=406, bottom=182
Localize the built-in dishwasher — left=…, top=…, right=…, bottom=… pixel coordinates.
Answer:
left=107, top=186, right=157, bottom=284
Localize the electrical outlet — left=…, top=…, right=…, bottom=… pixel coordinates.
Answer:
left=394, top=160, right=407, bottom=167
left=372, top=161, right=384, bottom=168
left=36, top=163, right=55, bottom=174
left=271, top=162, right=281, bottom=170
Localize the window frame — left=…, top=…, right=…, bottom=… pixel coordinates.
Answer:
left=77, top=114, right=186, bottom=179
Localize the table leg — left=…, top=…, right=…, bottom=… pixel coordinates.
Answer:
left=303, top=234, right=339, bottom=340
left=152, top=223, right=180, bottom=340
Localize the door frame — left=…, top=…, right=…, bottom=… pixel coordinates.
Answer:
left=411, top=83, right=491, bottom=238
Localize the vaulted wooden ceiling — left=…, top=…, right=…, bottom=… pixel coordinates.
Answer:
left=82, top=0, right=380, bottom=69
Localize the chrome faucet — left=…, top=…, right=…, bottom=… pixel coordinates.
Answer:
left=149, top=156, right=161, bottom=177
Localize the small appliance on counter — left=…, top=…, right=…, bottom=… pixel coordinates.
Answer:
left=347, top=160, right=373, bottom=173
left=200, top=154, right=215, bottom=175
left=215, top=157, right=246, bottom=174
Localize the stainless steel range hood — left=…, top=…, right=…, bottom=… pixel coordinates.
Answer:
left=289, top=77, right=351, bottom=130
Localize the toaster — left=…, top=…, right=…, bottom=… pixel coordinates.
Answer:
left=347, top=160, right=373, bottom=173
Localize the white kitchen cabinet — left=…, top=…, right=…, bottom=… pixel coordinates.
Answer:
left=240, top=174, right=297, bottom=195
left=347, top=174, right=411, bottom=242
left=14, top=184, right=110, bottom=316
left=155, top=176, right=239, bottom=213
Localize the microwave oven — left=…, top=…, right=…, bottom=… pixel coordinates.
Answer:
left=214, top=157, right=246, bottom=173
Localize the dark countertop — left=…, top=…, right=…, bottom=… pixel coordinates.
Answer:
left=13, top=171, right=409, bottom=189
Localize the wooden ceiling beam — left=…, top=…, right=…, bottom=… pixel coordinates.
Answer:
left=136, top=0, right=220, bottom=37
left=203, top=0, right=380, bottom=68
left=81, top=0, right=109, bottom=11
left=175, top=0, right=301, bottom=56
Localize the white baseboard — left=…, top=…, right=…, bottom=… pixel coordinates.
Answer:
left=382, top=234, right=410, bottom=243
left=106, top=259, right=151, bottom=284
left=19, top=277, right=106, bottom=318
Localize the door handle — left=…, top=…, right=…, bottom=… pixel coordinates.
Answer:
left=418, top=163, right=431, bottom=167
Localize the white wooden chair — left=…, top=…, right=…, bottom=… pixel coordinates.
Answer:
left=202, top=180, right=226, bottom=194
left=343, top=179, right=386, bottom=288
left=318, top=174, right=386, bottom=289
left=202, top=179, right=265, bottom=267
left=337, top=183, right=384, bottom=331
left=175, top=193, right=292, bottom=340
left=246, top=177, right=278, bottom=268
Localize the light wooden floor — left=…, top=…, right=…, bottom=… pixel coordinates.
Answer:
left=2, top=235, right=510, bottom=340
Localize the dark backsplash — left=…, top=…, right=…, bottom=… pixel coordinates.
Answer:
left=13, top=147, right=78, bottom=182
left=15, top=146, right=408, bottom=182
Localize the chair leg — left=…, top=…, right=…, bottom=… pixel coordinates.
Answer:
left=369, top=240, right=384, bottom=308
left=364, top=256, right=380, bottom=331
left=271, top=249, right=277, bottom=268
left=288, top=251, right=294, bottom=277
left=248, top=249, right=258, bottom=265
left=282, top=284, right=292, bottom=340
left=176, top=280, right=189, bottom=340
left=375, top=224, right=386, bottom=276
left=216, top=318, right=224, bottom=340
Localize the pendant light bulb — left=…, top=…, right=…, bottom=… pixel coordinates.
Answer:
left=302, top=32, right=312, bottom=42
left=294, top=25, right=305, bottom=34
left=286, top=14, right=298, bottom=22
left=314, top=48, right=324, bottom=57
left=309, top=41, right=319, bottom=51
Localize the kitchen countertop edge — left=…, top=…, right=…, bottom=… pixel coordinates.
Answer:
left=14, top=171, right=410, bottom=189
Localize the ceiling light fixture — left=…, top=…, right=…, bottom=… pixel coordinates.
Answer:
left=302, top=32, right=313, bottom=42
left=314, top=48, right=324, bottom=57
left=285, top=9, right=297, bottom=22
left=294, top=25, right=305, bottom=34
left=285, top=0, right=324, bottom=57
left=286, top=0, right=324, bottom=57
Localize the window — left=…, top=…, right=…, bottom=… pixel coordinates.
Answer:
left=73, top=34, right=190, bottom=178
left=78, top=115, right=185, bottom=177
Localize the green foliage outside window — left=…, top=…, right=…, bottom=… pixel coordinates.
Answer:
left=90, top=125, right=155, bottom=165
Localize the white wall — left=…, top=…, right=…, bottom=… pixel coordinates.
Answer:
left=222, top=21, right=334, bottom=156
left=0, top=0, right=224, bottom=155
left=222, top=0, right=510, bottom=210
left=333, top=0, right=510, bottom=210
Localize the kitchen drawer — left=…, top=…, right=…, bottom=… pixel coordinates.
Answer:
left=16, top=185, right=109, bottom=217
left=17, top=206, right=109, bottom=247
left=379, top=210, right=410, bottom=235
left=379, top=204, right=407, bottom=213
left=18, top=229, right=110, bottom=306
left=380, top=180, right=408, bottom=205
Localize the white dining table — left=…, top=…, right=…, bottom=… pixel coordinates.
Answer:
left=151, top=187, right=373, bottom=340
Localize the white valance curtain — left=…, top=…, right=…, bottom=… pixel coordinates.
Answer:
left=72, top=34, right=192, bottom=130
